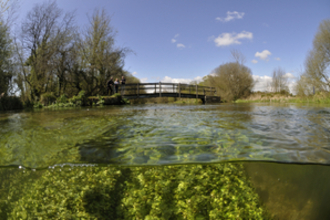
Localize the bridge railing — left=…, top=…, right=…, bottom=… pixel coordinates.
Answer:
left=116, top=83, right=217, bottom=97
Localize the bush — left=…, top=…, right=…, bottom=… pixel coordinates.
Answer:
left=96, top=95, right=105, bottom=105
left=33, top=102, right=43, bottom=108
left=56, top=94, right=68, bottom=104
left=69, top=90, right=86, bottom=106
left=40, top=93, right=57, bottom=106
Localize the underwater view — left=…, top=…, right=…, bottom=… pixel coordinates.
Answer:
left=1, top=103, right=330, bottom=219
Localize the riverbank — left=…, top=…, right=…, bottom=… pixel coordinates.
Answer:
left=39, top=93, right=129, bottom=109
left=0, top=95, right=206, bottom=112
left=235, top=91, right=330, bottom=104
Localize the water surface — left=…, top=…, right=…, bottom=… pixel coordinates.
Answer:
left=1, top=103, right=330, bottom=219
left=1, top=103, right=329, bottom=168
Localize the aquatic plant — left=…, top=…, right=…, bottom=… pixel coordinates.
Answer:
left=6, top=164, right=267, bottom=219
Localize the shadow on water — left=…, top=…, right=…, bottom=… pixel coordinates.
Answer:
left=82, top=168, right=132, bottom=219
left=244, top=162, right=330, bottom=220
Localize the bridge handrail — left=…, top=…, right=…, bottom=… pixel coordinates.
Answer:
left=123, top=82, right=213, bottom=89
left=111, top=82, right=218, bottom=98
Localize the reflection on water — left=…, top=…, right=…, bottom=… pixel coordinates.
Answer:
left=1, top=103, right=330, bottom=168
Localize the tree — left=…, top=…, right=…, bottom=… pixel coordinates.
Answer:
left=206, top=51, right=254, bottom=101
left=296, top=19, right=330, bottom=95
left=76, top=9, right=128, bottom=96
left=17, top=0, right=75, bottom=100
left=0, top=18, right=13, bottom=95
left=0, top=0, right=10, bottom=16
left=268, top=67, right=289, bottom=93
left=0, top=0, right=19, bottom=27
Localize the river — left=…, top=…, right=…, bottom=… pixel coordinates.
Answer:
left=0, top=103, right=329, bottom=219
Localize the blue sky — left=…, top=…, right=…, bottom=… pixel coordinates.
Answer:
left=17, top=0, right=330, bottom=92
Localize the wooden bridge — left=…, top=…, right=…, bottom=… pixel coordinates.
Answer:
left=116, top=82, right=220, bottom=104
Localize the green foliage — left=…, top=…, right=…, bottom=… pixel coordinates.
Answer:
left=6, top=164, right=268, bottom=219
left=0, top=19, right=14, bottom=95
left=236, top=91, right=330, bottom=104
left=69, top=90, right=86, bottom=106
left=33, top=102, right=43, bottom=108
left=40, top=92, right=57, bottom=105
left=122, top=98, right=130, bottom=104
left=295, top=19, right=330, bottom=95
left=202, top=61, right=254, bottom=101
left=0, top=168, right=43, bottom=219
left=96, top=95, right=105, bottom=105
left=56, top=94, right=68, bottom=104
left=111, top=93, right=122, bottom=97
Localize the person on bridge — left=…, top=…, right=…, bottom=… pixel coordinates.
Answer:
left=107, top=77, right=114, bottom=95
left=121, top=75, right=126, bottom=95
left=114, top=78, right=119, bottom=94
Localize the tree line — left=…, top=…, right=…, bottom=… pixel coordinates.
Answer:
left=0, top=0, right=139, bottom=107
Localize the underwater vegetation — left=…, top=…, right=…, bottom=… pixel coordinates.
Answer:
left=1, top=163, right=268, bottom=219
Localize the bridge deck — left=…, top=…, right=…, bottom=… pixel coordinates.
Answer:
left=109, top=82, right=220, bottom=103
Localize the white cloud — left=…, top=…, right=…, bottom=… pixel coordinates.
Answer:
left=275, top=57, right=281, bottom=61
left=132, top=72, right=138, bottom=75
left=161, top=76, right=203, bottom=84
left=171, top=34, right=180, bottom=43
left=284, top=72, right=295, bottom=79
left=177, top=43, right=185, bottom=48
left=140, top=77, right=148, bottom=83
left=216, top=11, right=245, bottom=22
left=252, top=75, right=272, bottom=92
left=252, top=59, right=258, bottom=64
left=214, top=31, right=253, bottom=47
left=252, top=74, right=297, bottom=94
left=255, top=50, right=272, bottom=60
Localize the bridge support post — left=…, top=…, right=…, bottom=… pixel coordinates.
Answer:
left=159, top=82, right=162, bottom=97
left=179, top=83, right=181, bottom=98
left=137, top=83, right=139, bottom=97
left=196, top=85, right=198, bottom=99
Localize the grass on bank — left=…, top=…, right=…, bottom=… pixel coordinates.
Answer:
left=235, top=91, right=330, bottom=104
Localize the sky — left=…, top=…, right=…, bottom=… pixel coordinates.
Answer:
left=14, top=0, right=330, bottom=92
